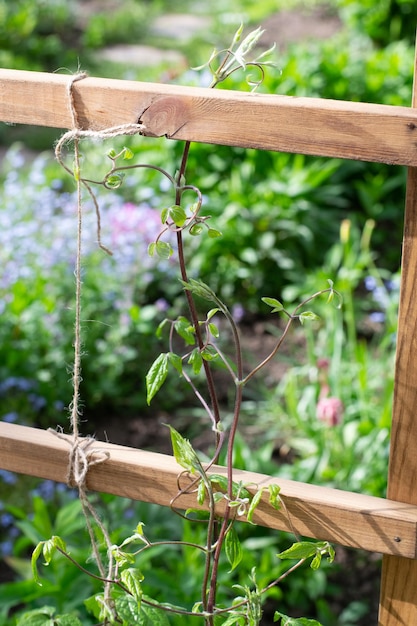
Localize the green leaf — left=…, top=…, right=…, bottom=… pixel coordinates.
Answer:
left=268, top=484, right=281, bottom=510
left=139, top=600, right=171, bottom=625
left=277, top=541, right=318, bottom=561
left=155, top=241, right=173, bottom=260
left=168, top=352, right=183, bottom=375
left=299, top=311, right=319, bottom=325
left=106, top=148, right=117, bottom=159
left=207, top=228, right=222, bottom=238
left=84, top=594, right=105, bottom=620
left=106, top=173, right=125, bottom=189
left=197, top=480, right=206, bottom=505
left=208, top=322, right=219, bottom=338
left=56, top=616, right=83, bottom=626
left=166, top=424, right=203, bottom=475
left=261, top=297, right=284, bottom=313
left=201, top=345, right=219, bottom=361
left=16, top=607, right=54, bottom=626
left=209, top=475, right=251, bottom=500
left=123, top=146, right=134, bottom=160
left=174, top=316, right=195, bottom=345
left=225, top=526, right=243, bottom=572
left=274, top=611, right=323, bottom=625
left=207, top=308, right=220, bottom=321
left=277, top=541, right=334, bottom=569
left=156, top=318, right=169, bottom=339
left=189, top=223, right=204, bottom=236
left=246, top=488, right=263, bottom=524
left=114, top=594, right=141, bottom=624
left=180, top=278, right=218, bottom=303
left=188, top=348, right=203, bottom=375
left=120, top=568, right=144, bottom=601
left=146, top=353, right=169, bottom=405
left=169, top=205, right=187, bottom=227
left=160, top=207, right=169, bottom=224
left=111, top=547, right=135, bottom=567
left=43, top=535, right=66, bottom=565
left=31, top=542, right=44, bottom=585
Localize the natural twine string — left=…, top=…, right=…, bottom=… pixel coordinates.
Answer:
left=50, top=72, right=146, bottom=615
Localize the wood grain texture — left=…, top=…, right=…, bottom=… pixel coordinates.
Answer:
left=378, top=41, right=417, bottom=626
left=1, top=422, right=417, bottom=559
left=1, top=68, right=417, bottom=164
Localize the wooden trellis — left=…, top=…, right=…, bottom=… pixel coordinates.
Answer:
left=1, top=56, right=417, bottom=625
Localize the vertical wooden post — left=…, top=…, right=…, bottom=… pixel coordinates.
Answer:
left=378, top=37, right=417, bottom=626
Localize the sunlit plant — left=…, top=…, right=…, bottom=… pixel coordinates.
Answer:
left=20, top=26, right=340, bottom=626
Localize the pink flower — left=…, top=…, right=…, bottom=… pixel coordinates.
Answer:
left=316, top=396, right=343, bottom=426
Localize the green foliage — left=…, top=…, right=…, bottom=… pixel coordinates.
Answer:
left=336, top=0, right=417, bottom=45
left=82, top=1, right=152, bottom=49
left=16, top=606, right=82, bottom=626
left=0, top=5, right=405, bottom=625
left=0, top=0, right=78, bottom=71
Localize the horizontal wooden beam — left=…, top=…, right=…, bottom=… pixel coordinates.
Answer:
left=1, top=422, right=416, bottom=559
left=1, top=68, right=417, bottom=165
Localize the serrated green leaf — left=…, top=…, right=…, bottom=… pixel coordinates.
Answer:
left=225, top=526, right=243, bottom=572
left=106, top=148, right=117, bottom=159
left=166, top=424, right=203, bottom=475
left=112, top=547, right=135, bottom=567
left=155, top=241, right=173, bottom=260
left=148, top=242, right=156, bottom=257
left=188, top=348, right=203, bottom=375
left=261, top=297, right=284, bottom=313
left=139, top=600, right=171, bottom=625
left=120, top=568, right=144, bottom=601
left=146, top=353, right=169, bottom=405
left=114, top=594, right=141, bottom=623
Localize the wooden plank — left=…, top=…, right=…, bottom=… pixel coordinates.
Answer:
left=1, top=68, right=417, bottom=165
left=1, top=422, right=417, bottom=559
left=378, top=40, right=417, bottom=626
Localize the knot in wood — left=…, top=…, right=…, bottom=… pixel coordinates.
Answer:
left=139, top=96, right=189, bottom=138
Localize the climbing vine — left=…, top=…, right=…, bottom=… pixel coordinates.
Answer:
left=24, top=26, right=340, bottom=626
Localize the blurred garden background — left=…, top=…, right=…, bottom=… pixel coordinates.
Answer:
left=0, top=0, right=416, bottom=623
